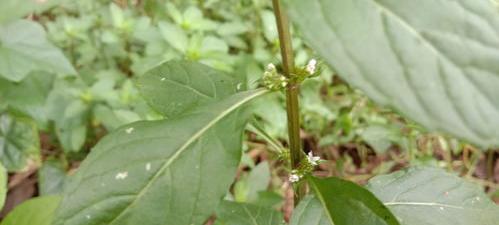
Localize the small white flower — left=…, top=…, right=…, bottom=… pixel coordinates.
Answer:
left=289, top=173, right=300, bottom=183
left=267, top=63, right=276, bottom=71
left=307, top=151, right=321, bottom=166
left=305, top=59, right=317, bottom=74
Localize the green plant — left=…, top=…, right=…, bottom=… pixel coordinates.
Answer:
left=1, top=0, right=499, bottom=225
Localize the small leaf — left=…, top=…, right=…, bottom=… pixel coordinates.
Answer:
left=287, top=0, right=499, bottom=148
left=307, top=176, right=400, bottom=225
left=0, top=195, right=61, bottom=225
left=38, top=159, right=66, bottom=196
left=0, top=114, right=40, bottom=172
left=215, top=200, right=284, bottom=225
left=137, top=60, right=237, bottom=118
left=367, top=167, right=499, bottom=225
left=53, top=89, right=268, bottom=225
left=0, top=20, right=76, bottom=82
left=290, top=195, right=330, bottom=225
left=159, top=21, right=188, bottom=53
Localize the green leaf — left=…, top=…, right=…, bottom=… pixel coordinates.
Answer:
left=0, top=72, right=55, bottom=127
left=0, top=0, right=65, bottom=24
left=137, top=60, right=238, bottom=118
left=0, top=114, right=40, bottom=172
left=53, top=89, right=268, bottom=225
left=215, top=201, right=284, bottom=225
left=367, top=167, right=499, bottom=225
left=234, top=161, right=271, bottom=203
left=159, top=21, right=188, bottom=53
left=287, top=0, right=499, bottom=148
left=0, top=20, right=76, bottom=82
left=307, top=176, right=400, bottom=225
left=38, top=159, right=66, bottom=196
left=0, top=195, right=61, bottom=225
left=0, top=163, right=6, bottom=210
left=290, top=195, right=330, bottom=225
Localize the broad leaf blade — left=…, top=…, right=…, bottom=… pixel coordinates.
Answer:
left=215, top=201, right=283, bottom=225
left=367, top=167, right=499, bottom=225
left=137, top=60, right=238, bottom=118
left=287, top=0, right=499, bottom=148
left=0, top=20, right=76, bottom=82
left=307, top=176, right=400, bottom=225
left=0, top=195, right=61, bottom=225
left=53, top=89, right=267, bottom=225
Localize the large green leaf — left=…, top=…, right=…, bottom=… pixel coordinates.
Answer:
left=0, top=114, right=40, bottom=172
left=307, top=176, right=400, bottom=225
left=0, top=20, right=76, bottom=82
left=0, top=0, right=65, bottom=24
left=287, top=0, right=499, bottom=148
left=0, top=196, right=61, bottom=225
left=215, top=200, right=284, bottom=225
left=0, top=163, right=6, bottom=210
left=367, top=167, right=499, bottom=225
left=137, top=60, right=238, bottom=118
left=53, top=89, right=268, bottom=225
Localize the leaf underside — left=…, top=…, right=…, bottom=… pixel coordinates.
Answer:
left=367, top=167, right=499, bottom=225
left=287, top=0, right=499, bottom=148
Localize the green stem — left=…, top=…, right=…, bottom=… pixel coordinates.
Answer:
left=272, top=0, right=305, bottom=205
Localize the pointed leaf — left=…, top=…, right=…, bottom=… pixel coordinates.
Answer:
left=287, top=0, right=499, bottom=147
left=0, top=196, right=61, bottom=225
left=53, top=89, right=268, bottom=225
left=307, top=176, right=400, bottom=225
left=137, top=60, right=238, bottom=118
left=367, top=167, right=499, bottom=225
left=215, top=200, right=284, bottom=225
left=0, top=20, right=76, bottom=82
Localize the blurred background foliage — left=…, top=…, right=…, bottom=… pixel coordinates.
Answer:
left=0, top=0, right=498, bottom=220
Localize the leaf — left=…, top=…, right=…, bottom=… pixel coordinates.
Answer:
left=215, top=201, right=284, bottom=225
left=0, top=163, right=6, bottom=210
left=0, top=114, right=40, bottom=172
left=0, top=20, right=76, bottom=82
left=38, top=159, right=66, bottom=196
left=287, top=0, right=499, bottom=148
left=234, top=161, right=271, bottom=202
left=367, top=167, right=499, bottom=225
left=159, top=21, right=188, bottom=53
left=53, top=89, right=268, bottom=225
left=0, top=195, right=61, bottom=225
left=307, top=176, right=400, bottom=225
left=0, top=71, right=55, bottom=127
left=0, top=0, right=65, bottom=24
left=290, top=195, right=330, bottom=225
left=137, top=60, right=238, bottom=118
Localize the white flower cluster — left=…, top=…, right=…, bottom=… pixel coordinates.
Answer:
left=288, top=151, right=322, bottom=183
left=305, top=59, right=317, bottom=75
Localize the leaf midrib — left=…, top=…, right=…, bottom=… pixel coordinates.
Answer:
left=106, top=89, right=268, bottom=225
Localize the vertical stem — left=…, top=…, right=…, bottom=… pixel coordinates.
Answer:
left=272, top=0, right=305, bottom=205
